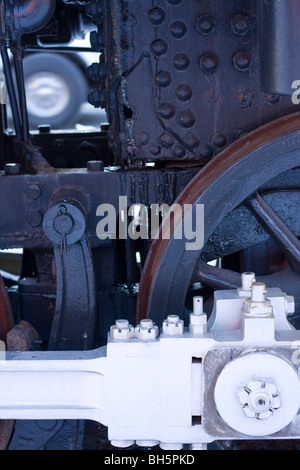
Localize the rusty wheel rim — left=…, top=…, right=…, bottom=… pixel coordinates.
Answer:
left=136, top=112, right=300, bottom=324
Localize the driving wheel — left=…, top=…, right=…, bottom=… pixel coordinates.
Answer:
left=137, top=112, right=300, bottom=328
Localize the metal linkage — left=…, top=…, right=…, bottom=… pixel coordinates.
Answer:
left=43, top=194, right=97, bottom=350
left=0, top=275, right=299, bottom=449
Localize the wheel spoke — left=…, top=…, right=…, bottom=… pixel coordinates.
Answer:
left=192, top=260, right=241, bottom=289
left=247, top=193, right=300, bottom=272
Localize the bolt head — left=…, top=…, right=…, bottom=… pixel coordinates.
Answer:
left=87, top=160, right=104, bottom=172
left=162, top=315, right=184, bottom=336
left=135, top=318, right=159, bottom=340
left=110, top=319, right=134, bottom=340
left=38, top=124, right=51, bottom=134
left=4, top=163, right=21, bottom=175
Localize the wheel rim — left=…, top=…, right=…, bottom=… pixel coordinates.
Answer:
left=25, top=72, right=71, bottom=118
left=136, top=112, right=300, bottom=325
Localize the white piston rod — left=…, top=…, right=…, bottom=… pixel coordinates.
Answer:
left=0, top=277, right=299, bottom=448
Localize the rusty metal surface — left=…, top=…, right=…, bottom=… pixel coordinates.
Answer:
left=7, top=320, right=39, bottom=351
left=91, top=0, right=300, bottom=165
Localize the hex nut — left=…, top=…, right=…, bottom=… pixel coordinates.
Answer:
left=4, top=163, right=21, bottom=175
left=189, top=313, right=207, bottom=335
left=110, top=319, right=134, bottom=340
left=135, top=319, right=159, bottom=340
left=162, top=315, right=184, bottom=336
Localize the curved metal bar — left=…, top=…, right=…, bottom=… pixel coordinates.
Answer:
left=6, top=0, right=56, bottom=35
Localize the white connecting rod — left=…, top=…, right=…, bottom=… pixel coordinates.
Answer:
left=0, top=347, right=107, bottom=423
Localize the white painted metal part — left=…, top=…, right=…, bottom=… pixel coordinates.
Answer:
left=0, top=274, right=299, bottom=449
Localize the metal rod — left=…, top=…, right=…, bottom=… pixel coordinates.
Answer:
left=0, top=46, right=22, bottom=140
left=12, top=39, right=29, bottom=142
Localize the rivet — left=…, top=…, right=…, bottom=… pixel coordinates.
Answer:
left=265, top=94, right=281, bottom=105
left=199, top=143, right=213, bottom=159
left=24, top=183, right=41, bottom=200
left=170, top=20, right=187, bottom=39
left=173, top=53, right=190, bottom=70
left=196, top=14, right=216, bottom=35
left=211, top=132, right=227, bottom=149
left=199, top=52, right=219, bottom=74
left=173, top=145, right=186, bottom=158
left=157, top=103, right=176, bottom=120
left=150, top=145, right=161, bottom=156
left=184, top=133, right=200, bottom=149
left=137, top=131, right=150, bottom=145
left=233, top=50, right=252, bottom=71
left=175, top=83, right=192, bottom=101
left=27, top=210, right=43, bottom=227
left=234, top=87, right=254, bottom=108
left=231, top=14, right=250, bottom=35
left=177, top=110, right=195, bottom=128
left=148, top=7, right=166, bottom=25
left=155, top=71, right=172, bottom=87
left=158, top=133, right=174, bottom=148
left=151, top=39, right=168, bottom=56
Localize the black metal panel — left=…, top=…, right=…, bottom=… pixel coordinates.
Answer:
left=96, top=0, right=300, bottom=165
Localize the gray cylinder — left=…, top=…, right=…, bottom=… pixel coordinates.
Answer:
left=260, top=0, right=300, bottom=95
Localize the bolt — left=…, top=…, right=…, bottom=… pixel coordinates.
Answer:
left=162, top=314, right=184, bottom=336
left=4, top=163, right=21, bottom=175
left=193, top=296, right=203, bottom=315
left=237, top=272, right=256, bottom=297
left=86, top=62, right=106, bottom=81
left=251, top=282, right=266, bottom=302
left=88, top=88, right=107, bottom=108
left=90, top=30, right=104, bottom=50
left=237, top=380, right=281, bottom=420
left=87, top=160, right=104, bottom=172
left=189, top=296, right=207, bottom=335
left=242, top=282, right=273, bottom=317
left=135, top=318, right=159, bottom=340
left=24, top=183, right=41, bottom=200
left=110, top=319, right=134, bottom=340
